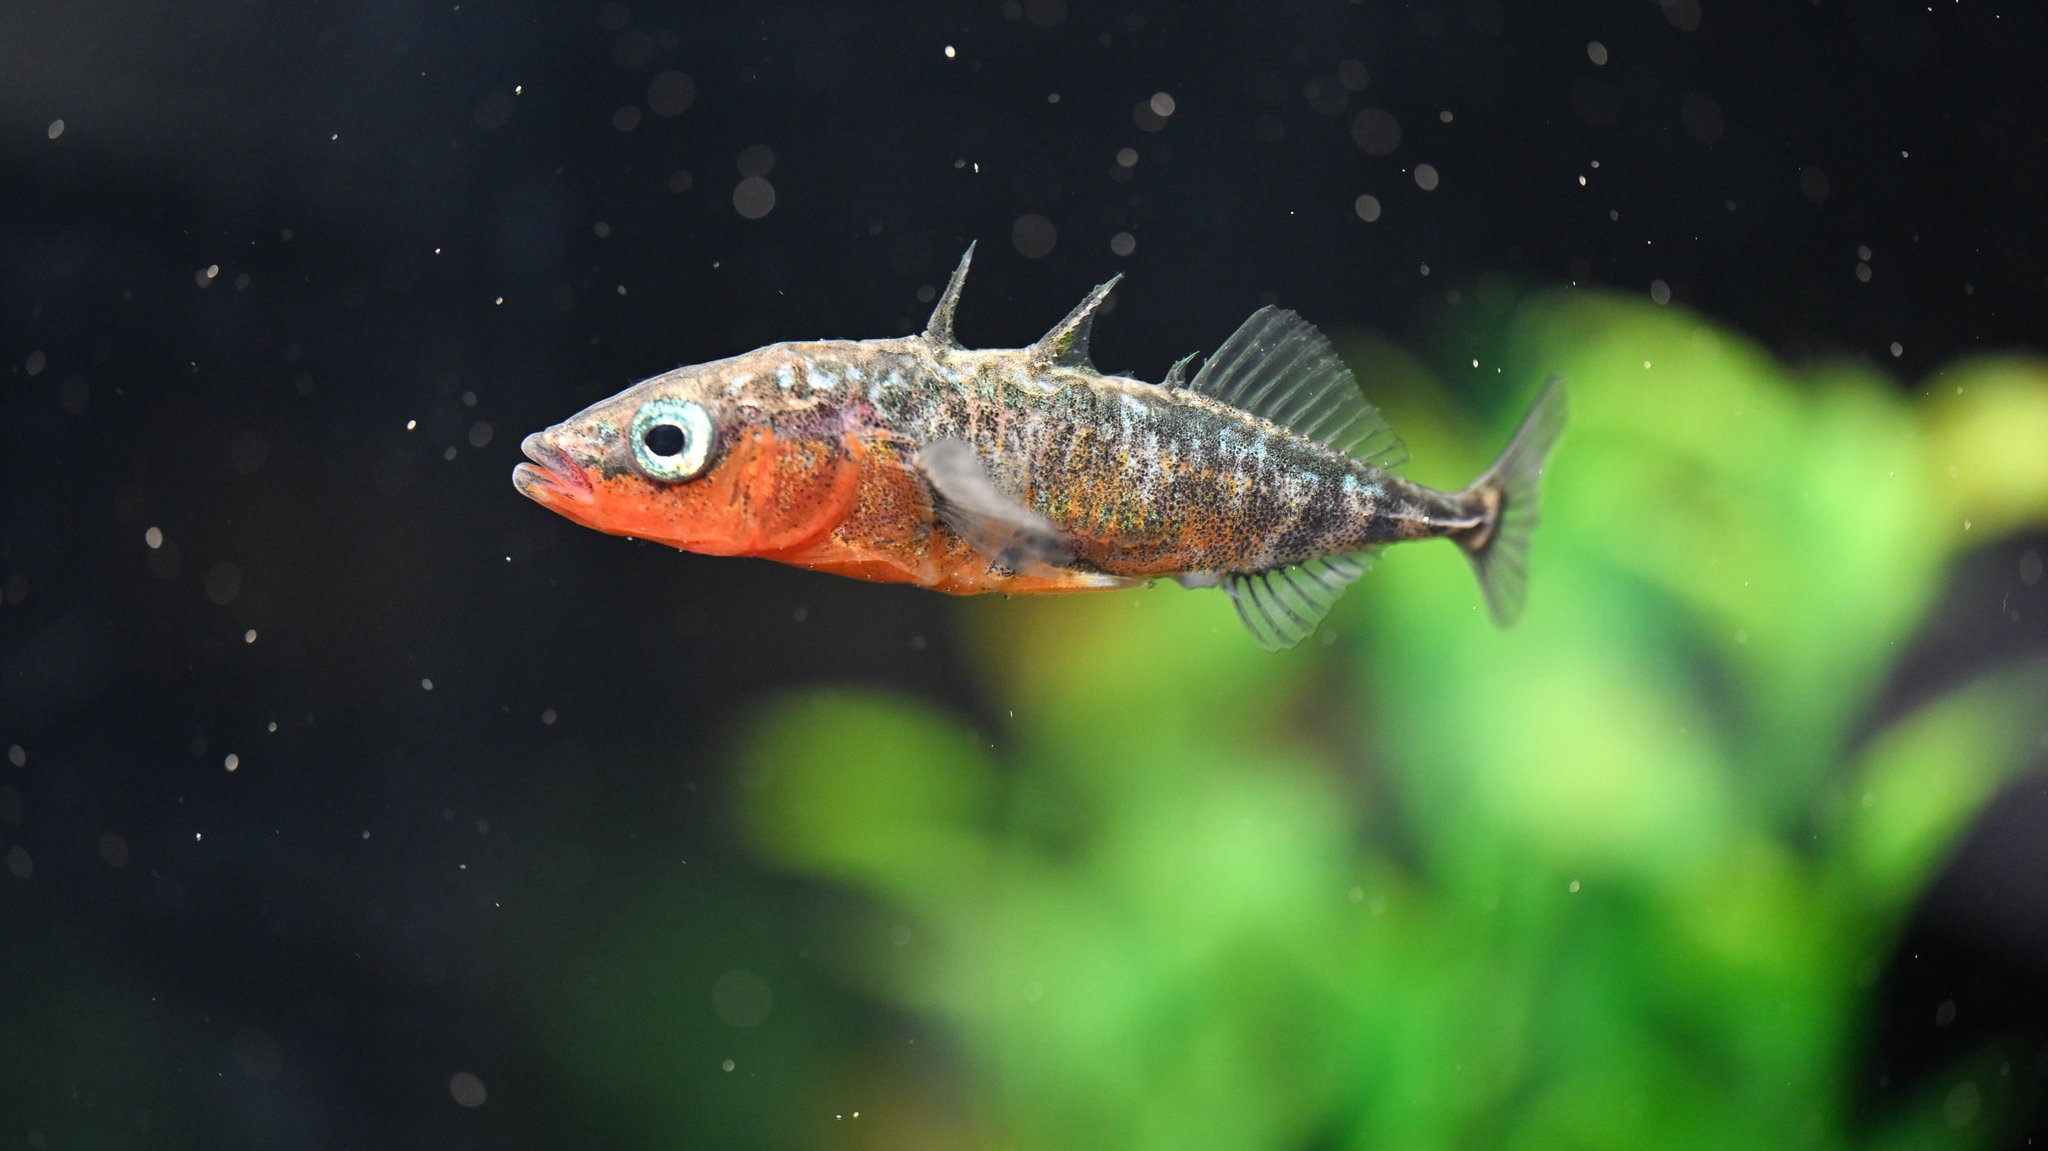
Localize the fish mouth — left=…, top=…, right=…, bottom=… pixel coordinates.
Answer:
left=513, top=433, right=596, bottom=506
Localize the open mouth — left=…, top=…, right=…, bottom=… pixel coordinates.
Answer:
left=512, top=433, right=595, bottom=505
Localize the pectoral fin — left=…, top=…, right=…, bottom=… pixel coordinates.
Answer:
left=914, top=438, right=1074, bottom=576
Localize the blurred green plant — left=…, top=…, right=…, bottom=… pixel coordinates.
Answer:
left=574, top=292, right=2048, bottom=1149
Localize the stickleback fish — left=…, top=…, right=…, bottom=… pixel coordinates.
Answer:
left=513, top=246, right=1564, bottom=649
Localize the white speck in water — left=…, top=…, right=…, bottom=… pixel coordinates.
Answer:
left=943, top=44, right=955, bottom=58
left=146, top=527, right=164, bottom=549
left=1413, top=163, right=1439, bottom=190
left=1568, top=879, right=1581, bottom=893
left=1116, top=146, right=1138, bottom=168
left=1856, top=262, right=1872, bottom=282
left=1890, top=341, right=1904, bottom=357
left=224, top=753, right=240, bottom=773
left=421, top=678, right=435, bottom=691
left=721, top=1059, right=736, bottom=1072
left=1650, top=279, right=1671, bottom=305
left=1150, top=91, right=1176, bottom=118
left=541, top=707, right=558, bottom=725
left=1110, top=231, right=1136, bottom=256
left=8, top=745, right=25, bottom=768
left=48, top=119, right=65, bottom=139
left=244, top=629, right=257, bottom=644
left=406, top=419, right=417, bottom=430
left=1587, top=40, right=1609, bottom=65
left=1354, top=194, right=1381, bottom=222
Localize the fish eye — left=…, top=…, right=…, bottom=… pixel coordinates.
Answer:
left=629, top=397, right=715, bottom=482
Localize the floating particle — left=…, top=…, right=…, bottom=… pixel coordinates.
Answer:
left=943, top=44, right=956, bottom=58
left=733, top=177, right=776, bottom=219
left=225, top=753, right=240, bottom=772
left=1350, top=108, right=1400, bottom=155
left=48, top=119, right=66, bottom=139
left=146, top=526, right=164, bottom=549
left=1413, top=163, right=1439, bottom=191
left=647, top=71, right=695, bottom=116
left=736, top=144, right=775, bottom=177
left=1109, top=231, right=1135, bottom=256
left=204, top=561, right=243, bottom=606
left=1010, top=213, right=1057, bottom=258
left=1354, top=194, right=1382, bottom=222
left=25, top=350, right=47, bottom=376
left=1587, top=40, right=1608, bottom=65
left=711, top=970, right=775, bottom=1027
left=611, top=105, right=642, bottom=132
left=1650, top=279, right=1671, bottom=305
left=1148, top=91, right=1176, bottom=118
left=1799, top=166, right=1831, bottom=204
left=450, top=1073, right=488, bottom=1108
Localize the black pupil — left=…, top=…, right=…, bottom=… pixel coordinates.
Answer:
left=642, top=423, right=687, bottom=457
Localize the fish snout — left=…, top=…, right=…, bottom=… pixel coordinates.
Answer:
left=512, top=431, right=596, bottom=506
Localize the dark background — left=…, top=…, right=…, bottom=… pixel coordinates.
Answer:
left=4, top=0, right=2045, bottom=1147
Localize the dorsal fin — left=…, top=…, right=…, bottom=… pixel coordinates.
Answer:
left=1224, top=552, right=1376, bottom=650
left=1029, top=275, right=1121, bottom=370
left=1161, top=351, right=1199, bottom=390
left=923, top=242, right=976, bottom=348
left=1189, top=306, right=1408, bottom=473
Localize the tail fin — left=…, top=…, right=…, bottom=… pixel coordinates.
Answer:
left=1456, top=377, right=1566, bottom=626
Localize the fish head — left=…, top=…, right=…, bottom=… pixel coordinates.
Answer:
left=513, top=348, right=864, bottom=556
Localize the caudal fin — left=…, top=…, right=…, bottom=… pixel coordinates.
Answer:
left=1457, top=377, right=1566, bottom=626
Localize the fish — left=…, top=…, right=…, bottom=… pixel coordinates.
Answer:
left=513, top=245, right=1565, bottom=649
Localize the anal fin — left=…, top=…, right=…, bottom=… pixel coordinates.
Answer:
left=914, top=438, right=1073, bottom=577
left=1221, top=552, right=1375, bottom=651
